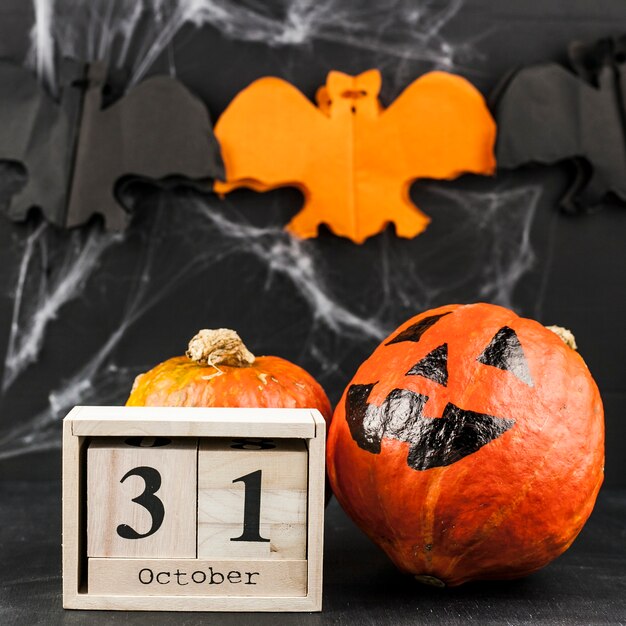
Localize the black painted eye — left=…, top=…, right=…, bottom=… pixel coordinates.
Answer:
left=406, top=343, right=448, bottom=386
left=477, top=326, right=533, bottom=386
left=386, top=312, right=451, bottom=345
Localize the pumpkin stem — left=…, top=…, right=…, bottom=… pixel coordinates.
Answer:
left=186, top=329, right=256, bottom=370
left=545, top=325, right=577, bottom=350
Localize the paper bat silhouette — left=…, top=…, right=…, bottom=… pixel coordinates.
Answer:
left=345, top=383, right=515, bottom=470
left=0, top=60, right=224, bottom=230
left=0, top=59, right=84, bottom=225
left=214, top=69, right=496, bottom=243
left=493, top=35, right=626, bottom=212
left=68, top=62, right=224, bottom=230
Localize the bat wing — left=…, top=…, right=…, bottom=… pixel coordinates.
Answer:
left=350, top=71, right=495, bottom=240
left=494, top=63, right=626, bottom=209
left=376, top=71, right=496, bottom=181
left=213, top=77, right=328, bottom=196
left=66, top=63, right=224, bottom=230
left=495, top=64, right=588, bottom=168
left=0, top=59, right=84, bottom=226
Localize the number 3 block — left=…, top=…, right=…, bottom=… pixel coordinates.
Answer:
left=87, top=437, right=198, bottom=558
left=198, top=438, right=308, bottom=559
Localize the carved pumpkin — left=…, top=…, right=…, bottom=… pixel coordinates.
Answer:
left=127, top=329, right=331, bottom=422
left=327, top=303, right=604, bottom=586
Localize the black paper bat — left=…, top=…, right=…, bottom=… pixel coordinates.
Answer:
left=0, top=59, right=84, bottom=225
left=493, top=35, right=626, bottom=213
left=0, top=60, right=224, bottom=230
left=345, top=383, right=515, bottom=471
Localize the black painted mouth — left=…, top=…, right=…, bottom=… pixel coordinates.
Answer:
left=345, top=383, right=515, bottom=470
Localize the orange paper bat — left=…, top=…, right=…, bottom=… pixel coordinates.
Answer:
left=214, top=69, right=496, bottom=243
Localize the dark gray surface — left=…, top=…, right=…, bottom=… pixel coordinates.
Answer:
left=0, top=481, right=624, bottom=625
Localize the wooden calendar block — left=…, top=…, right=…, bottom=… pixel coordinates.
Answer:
left=87, top=436, right=198, bottom=558
left=63, top=406, right=325, bottom=612
left=197, top=438, right=308, bottom=560
left=88, top=558, right=307, bottom=597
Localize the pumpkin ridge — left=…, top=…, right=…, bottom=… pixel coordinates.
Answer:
left=434, top=313, right=592, bottom=582
left=420, top=467, right=447, bottom=570
left=365, top=432, right=397, bottom=548
left=440, top=429, right=566, bottom=581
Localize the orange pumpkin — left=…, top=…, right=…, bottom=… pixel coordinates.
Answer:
left=127, top=329, right=331, bottom=422
left=327, top=303, right=604, bottom=586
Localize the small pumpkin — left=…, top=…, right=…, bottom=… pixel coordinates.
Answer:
left=127, top=328, right=331, bottom=422
left=327, top=303, right=604, bottom=586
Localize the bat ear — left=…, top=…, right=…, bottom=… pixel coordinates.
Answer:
left=488, top=67, right=520, bottom=111
left=315, top=85, right=332, bottom=114
left=325, top=70, right=352, bottom=100
left=357, top=69, right=382, bottom=98
left=568, top=37, right=613, bottom=85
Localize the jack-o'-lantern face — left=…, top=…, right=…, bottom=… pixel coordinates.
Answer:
left=326, top=302, right=604, bottom=586
left=342, top=306, right=561, bottom=470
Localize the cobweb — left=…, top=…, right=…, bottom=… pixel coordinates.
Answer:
left=0, top=0, right=541, bottom=460
left=28, top=0, right=480, bottom=94
left=0, top=185, right=540, bottom=460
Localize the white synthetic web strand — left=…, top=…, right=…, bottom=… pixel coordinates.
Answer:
left=0, top=185, right=541, bottom=459
left=0, top=0, right=540, bottom=459
left=27, top=0, right=479, bottom=92
left=2, top=224, right=121, bottom=392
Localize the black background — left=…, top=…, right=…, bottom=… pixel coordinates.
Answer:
left=0, top=0, right=625, bottom=487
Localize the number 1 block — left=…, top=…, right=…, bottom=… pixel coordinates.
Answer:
left=87, top=437, right=198, bottom=558
left=197, top=438, right=308, bottom=560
